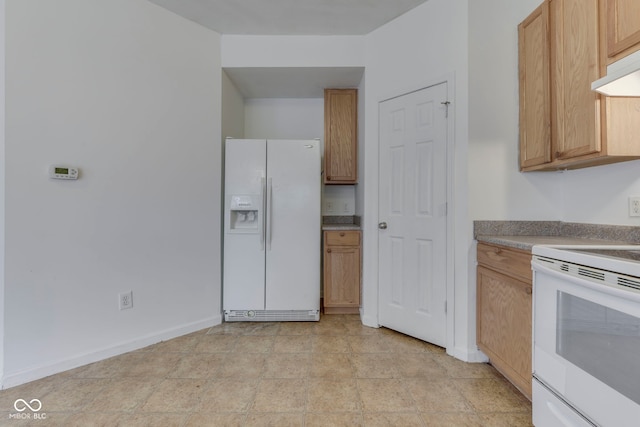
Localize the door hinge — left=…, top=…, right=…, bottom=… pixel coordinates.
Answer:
left=438, top=202, right=448, bottom=217
left=441, top=101, right=451, bottom=118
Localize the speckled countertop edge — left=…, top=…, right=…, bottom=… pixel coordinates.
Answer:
left=474, top=220, right=640, bottom=251
left=322, top=215, right=361, bottom=231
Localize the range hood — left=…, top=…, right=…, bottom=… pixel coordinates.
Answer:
left=592, top=50, right=640, bottom=96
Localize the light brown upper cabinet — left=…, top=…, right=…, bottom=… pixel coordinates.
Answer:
left=605, top=0, right=640, bottom=63
left=518, top=0, right=640, bottom=171
left=519, top=2, right=551, bottom=168
left=324, top=89, right=358, bottom=184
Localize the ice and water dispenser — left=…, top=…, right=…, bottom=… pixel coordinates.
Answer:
left=228, top=195, right=261, bottom=232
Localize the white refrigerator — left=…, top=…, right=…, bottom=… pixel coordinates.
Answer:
left=223, top=139, right=321, bottom=321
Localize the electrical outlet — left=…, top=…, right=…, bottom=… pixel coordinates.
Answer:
left=326, top=201, right=334, bottom=213
left=119, top=291, right=133, bottom=310
left=630, top=197, right=640, bottom=217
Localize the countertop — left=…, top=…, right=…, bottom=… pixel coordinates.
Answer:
left=322, top=215, right=361, bottom=231
left=474, top=220, right=638, bottom=252
left=322, top=224, right=361, bottom=231
left=476, top=235, right=627, bottom=252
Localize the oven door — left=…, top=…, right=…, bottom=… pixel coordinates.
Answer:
left=533, top=261, right=640, bottom=427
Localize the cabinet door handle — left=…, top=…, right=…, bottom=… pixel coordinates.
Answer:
left=327, top=249, right=332, bottom=253
left=339, top=232, right=345, bottom=237
left=526, top=287, right=532, bottom=295
left=267, top=178, right=273, bottom=250
left=327, top=176, right=332, bottom=181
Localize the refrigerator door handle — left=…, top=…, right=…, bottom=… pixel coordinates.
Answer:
left=267, top=178, right=273, bottom=250
left=260, top=177, right=266, bottom=251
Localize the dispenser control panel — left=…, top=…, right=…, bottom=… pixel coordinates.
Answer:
left=228, top=195, right=260, bottom=233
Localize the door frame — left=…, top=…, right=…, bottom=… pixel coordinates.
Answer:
left=374, top=75, right=456, bottom=353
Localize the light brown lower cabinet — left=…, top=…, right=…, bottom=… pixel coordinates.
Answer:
left=477, top=243, right=532, bottom=400
left=323, top=230, right=361, bottom=314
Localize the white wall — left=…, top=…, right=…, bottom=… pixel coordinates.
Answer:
left=561, top=159, right=640, bottom=224
left=222, top=71, right=245, bottom=140
left=4, top=0, right=222, bottom=387
left=355, top=74, right=366, bottom=219
left=244, top=98, right=323, bottom=140
left=468, top=0, right=563, bottom=223
left=0, top=0, right=5, bottom=385
left=361, top=0, right=473, bottom=359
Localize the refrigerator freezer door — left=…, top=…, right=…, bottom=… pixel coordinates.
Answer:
left=223, top=139, right=267, bottom=310
left=265, top=140, right=321, bottom=311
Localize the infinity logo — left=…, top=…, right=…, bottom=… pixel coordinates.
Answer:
left=13, top=399, right=42, bottom=412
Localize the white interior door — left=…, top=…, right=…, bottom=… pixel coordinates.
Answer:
left=378, top=83, right=448, bottom=347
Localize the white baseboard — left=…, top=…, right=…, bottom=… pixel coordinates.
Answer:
left=447, top=346, right=489, bottom=363
left=359, top=311, right=379, bottom=328
left=1, top=315, right=222, bottom=390
left=360, top=314, right=380, bottom=328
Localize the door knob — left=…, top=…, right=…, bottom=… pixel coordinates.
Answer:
left=378, top=222, right=388, bottom=230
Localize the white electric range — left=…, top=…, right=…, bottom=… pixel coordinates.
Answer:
left=531, top=245, right=640, bottom=427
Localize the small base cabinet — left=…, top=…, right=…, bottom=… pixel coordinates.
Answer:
left=323, top=230, right=361, bottom=314
left=476, top=243, right=533, bottom=400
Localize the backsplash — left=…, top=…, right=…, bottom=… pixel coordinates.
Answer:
left=323, top=185, right=356, bottom=215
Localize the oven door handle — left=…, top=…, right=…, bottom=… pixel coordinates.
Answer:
left=532, top=259, right=640, bottom=303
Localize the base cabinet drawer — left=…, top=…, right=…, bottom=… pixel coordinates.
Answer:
left=477, top=243, right=532, bottom=282
left=324, top=230, right=361, bottom=246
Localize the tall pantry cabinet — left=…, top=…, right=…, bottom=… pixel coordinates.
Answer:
left=322, top=88, right=361, bottom=314
left=518, top=0, right=640, bottom=171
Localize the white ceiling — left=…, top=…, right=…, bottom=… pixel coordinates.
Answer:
left=147, top=0, right=429, bottom=35
left=147, top=0, right=429, bottom=98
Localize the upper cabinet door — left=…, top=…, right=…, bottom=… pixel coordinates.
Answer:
left=519, top=0, right=640, bottom=171
left=324, top=89, right=358, bottom=184
left=551, top=0, right=601, bottom=160
left=518, top=2, right=551, bottom=168
left=605, top=0, right=640, bottom=63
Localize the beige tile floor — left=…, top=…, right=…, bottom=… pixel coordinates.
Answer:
left=0, top=315, right=532, bottom=426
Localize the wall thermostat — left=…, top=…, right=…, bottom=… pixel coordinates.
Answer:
left=49, top=166, right=79, bottom=180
